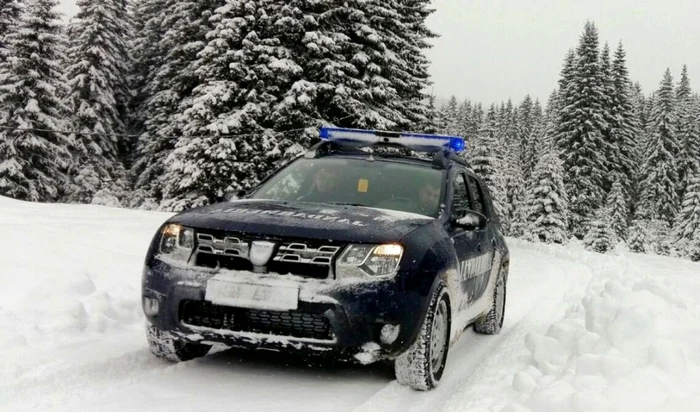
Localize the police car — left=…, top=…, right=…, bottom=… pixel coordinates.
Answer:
left=142, top=128, right=509, bottom=391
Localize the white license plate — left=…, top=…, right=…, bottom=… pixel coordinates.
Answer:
left=205, top=278, right=299, bottom=311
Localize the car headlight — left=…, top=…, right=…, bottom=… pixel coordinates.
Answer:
left=159, top=224, right=195, bottom=261
left=336, top=244, right=403, bottom=279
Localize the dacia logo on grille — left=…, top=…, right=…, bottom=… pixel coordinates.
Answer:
left=249, top=241, right=277, bottom=267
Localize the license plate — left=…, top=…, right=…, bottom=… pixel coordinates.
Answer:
left=205, top=277, right=299, bottom=311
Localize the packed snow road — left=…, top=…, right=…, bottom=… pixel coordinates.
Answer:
left=2, top=197, right=699, bottom=411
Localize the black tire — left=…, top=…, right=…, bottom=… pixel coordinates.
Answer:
left=394, top=283, right=451, bottom=391
left=474, top=264, right=507, bottom=335
left=146, top=325, right=211, bottom=362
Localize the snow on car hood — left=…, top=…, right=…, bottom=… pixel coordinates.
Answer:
left=168, top=199, right=435, bottom=243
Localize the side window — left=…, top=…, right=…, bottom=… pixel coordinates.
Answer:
left=467, top=176, right=487, bottom=216
left=452, top=173, right=471, bottom=218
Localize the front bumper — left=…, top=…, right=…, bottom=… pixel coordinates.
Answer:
left=142, top=259, right=427, bottom=362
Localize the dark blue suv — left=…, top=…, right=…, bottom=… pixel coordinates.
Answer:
left=141, top=128, right=509, bottom=391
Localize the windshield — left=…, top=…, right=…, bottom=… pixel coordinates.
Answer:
left=250, top=157, right=444, bottom=217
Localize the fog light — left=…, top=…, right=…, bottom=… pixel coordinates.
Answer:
left=143, top=297, right=159, bottom=316
left=380, top=324, right=400, bottom=344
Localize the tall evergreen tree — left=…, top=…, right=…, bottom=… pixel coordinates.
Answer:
left=627, top=220, right=646, bottom=253
left=63, top=0, right=132, bottom=204
left=472, top=124, right=506, bottom=220
left=606, top=177, right=629, bottom=240
left=606, top=42, right=639, bottom=200
left=674, top=167, right=700, bottom=247
left=0, top=0, right=72, bottom=201
left=389, top=0, right=436, bottom=129
left=598, top=43, right=617, bottom=192
left=523, top=150, right=569, bottom=244
left=126, top=0, right=168, bottom=152
left=132, top=0, right=222, bottom=204
left=540, top=91, right=560, bottom=154
left=160, top=0, right=301, bottom=210
left=516, top=95, right=536, bottom=178
left=556, top=22, right=608, bottom=238
left=639, top=69, right=680, bottom=224
left=439, top=96, right=459, bottom=134
left=675, top=65, right=700, bottom=199
left=583, top=209, right=617, bottom=254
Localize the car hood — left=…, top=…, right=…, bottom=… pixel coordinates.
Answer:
left=168, top=199, right=435, bottom=243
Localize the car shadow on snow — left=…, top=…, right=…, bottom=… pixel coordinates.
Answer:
left=192, top=346, right=395, bottom=383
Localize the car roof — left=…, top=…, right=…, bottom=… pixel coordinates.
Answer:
left=307, top=141, right=473, bottom=171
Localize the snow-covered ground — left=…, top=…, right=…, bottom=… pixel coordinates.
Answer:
left=2, top=196, right=699, bottom=411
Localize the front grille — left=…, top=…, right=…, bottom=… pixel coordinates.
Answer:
left=180, top=301, right=334, bottom=341
left=193, top=230, right=343, bottom=279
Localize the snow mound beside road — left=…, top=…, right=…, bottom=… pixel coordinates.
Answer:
left=498, top=243, right=700, bottom=412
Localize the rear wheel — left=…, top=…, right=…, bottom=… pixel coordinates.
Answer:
left=146, top=325, right=211, bottom=362
left=474, top=265, right=506, bottom=335
left=394, top=283, right=451, bottom=391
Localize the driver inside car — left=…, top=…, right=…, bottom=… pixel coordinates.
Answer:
left=416, top=182, right=441, bottom=216
left=297, top=166, right=342, bottom=203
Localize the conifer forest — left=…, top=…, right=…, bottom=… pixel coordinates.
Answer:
left=0, top=1, right=698, bottom=260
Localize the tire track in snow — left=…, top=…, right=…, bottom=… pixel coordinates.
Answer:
left=353, top=244, right=595, bottom=412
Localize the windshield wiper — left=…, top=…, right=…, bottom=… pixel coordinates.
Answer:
left=326, top=202, right=366, bottom=207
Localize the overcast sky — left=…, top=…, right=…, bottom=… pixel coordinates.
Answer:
left=57, top=0, right=700, bottom=105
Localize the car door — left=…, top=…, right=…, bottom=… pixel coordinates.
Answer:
left=447, top=171, right=482, bottom=310
left=465, top=174, right=496, bottom=303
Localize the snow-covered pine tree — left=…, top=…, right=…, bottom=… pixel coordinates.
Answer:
left=422, top=93, right=438, bottom=133
left=388, top=0, right=436, bottom=129
left=583, top=209, right=617, bottom=254
left=329, top=0, right=407, bottom=130
left=598, top=42, right=616, bottom=192
left=471, top=124, right=506, bottom=221
left=523, top=150, right=569, bottom=244
left=638, top=69, right=680, bottom=224
left=126, top=0, right=168, bottom=154
left=516, top=95, right=536, bottom=179
left=63, top=0, right=132, bottom=205
left=540, top=90, right=560, bottom=153
left=608, top=43, right=641, bottom=203
left=627, top=220, right=646, bottom=253
left=160, top=0, right=300, bottom=211
left=131, top=0, right=222, bottom=206
left=646, top=219, right=673, bottom=255
left=456, top=100, right=471, bottom=139
left=0, top=0, right=21, bottom=60
left=606, top=177, right=629, bottom=240
left=0, top=0, right=72, bottom=201
left=554, top=49, right=576, bottom=151
left=556, top=22, right=608, bottom=238
left=675, top=65, right=700, bottom=200
left=674, top=167, right=700, bottom=250
left=439, top=96, right=459, bottom=134
left=523, top=99, right=543, bottom=180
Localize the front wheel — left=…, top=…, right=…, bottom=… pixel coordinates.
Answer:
left=146, top=325, right=211, bottom=362
left=394, top=283, right=451, bottom=391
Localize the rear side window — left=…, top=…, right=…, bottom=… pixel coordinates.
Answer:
left=452, top=173, right=471, bottom=218
left=467, top=176, right=487, bottom=216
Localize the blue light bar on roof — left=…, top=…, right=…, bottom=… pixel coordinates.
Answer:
left=319, top=127, right=466, bottom=153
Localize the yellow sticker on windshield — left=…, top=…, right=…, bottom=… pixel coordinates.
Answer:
left=358, top=179, right=369, bottom=193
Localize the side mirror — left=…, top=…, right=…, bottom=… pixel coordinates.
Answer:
left=453, top=210, right=488, bottom=231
